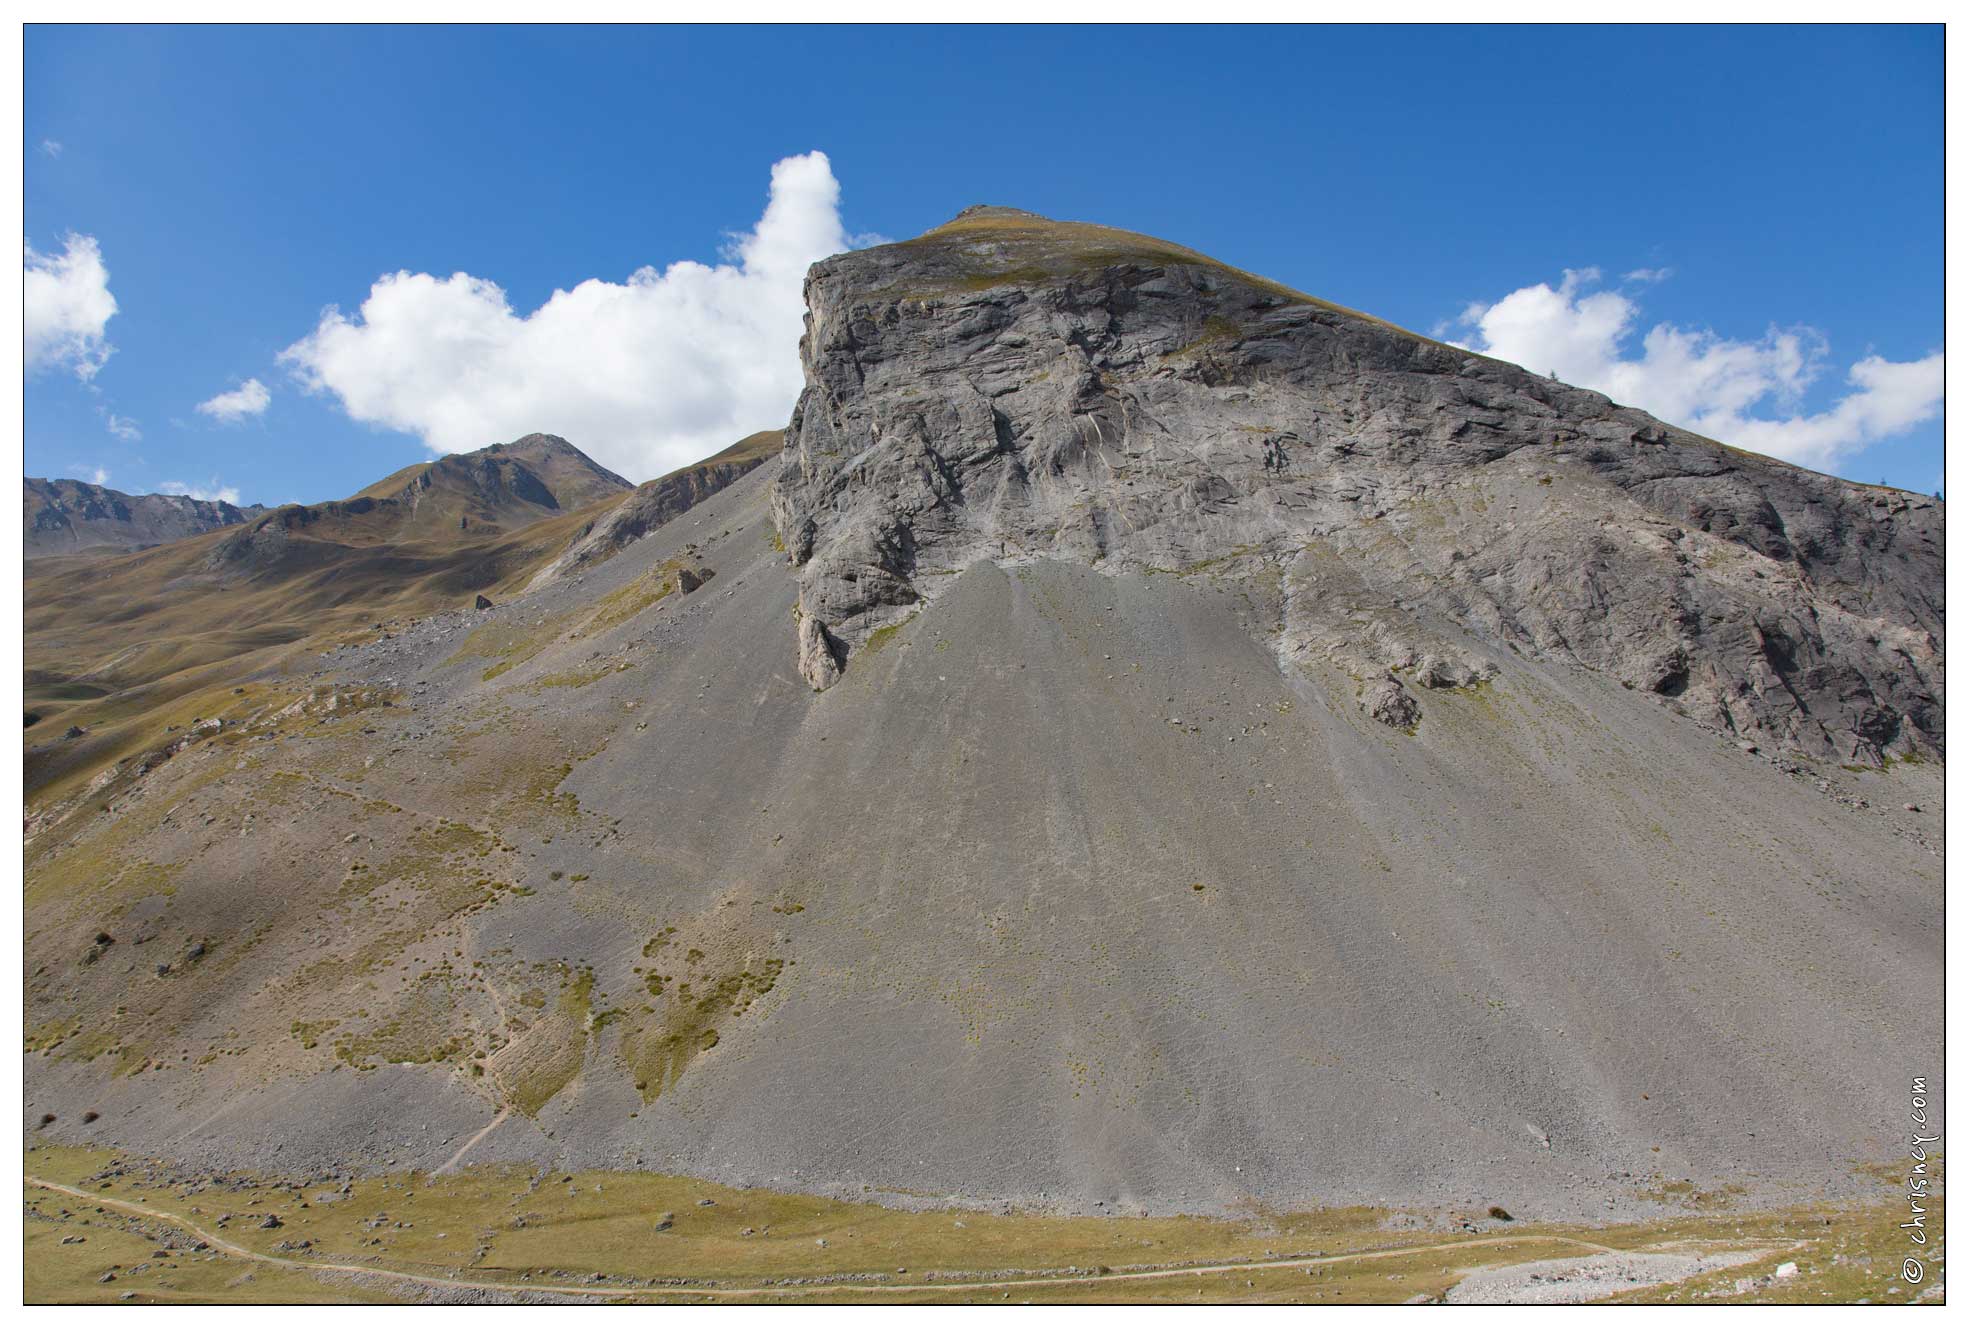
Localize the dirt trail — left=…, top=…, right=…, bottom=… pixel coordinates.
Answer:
left=434, top=1108, right=511, bottom=1176
left=28, top=1173, right=1635, bottom=1302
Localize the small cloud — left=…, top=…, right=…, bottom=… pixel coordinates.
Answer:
left=66, top=463, right=110, bottom=486
left=41, top=139, right=63, bottom=158
left=103, top=412, right=141, bottom=441
left=1623, top=266, right=1674, bottom=284
left=196, top=377, right=271, bottom=423
left=159, top=477, right=243, bottom=505
left=25, top=233, right=117, bottom=380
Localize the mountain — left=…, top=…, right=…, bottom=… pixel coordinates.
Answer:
left=205, top=433, right=633, bottom=577
left=774, top=206, right=1941, bottom=765
left=343, top=432, right=633, bottom=534
left=24, top=477, right=268, bottom=560
left=23, top=211, right=1940, bottom=1232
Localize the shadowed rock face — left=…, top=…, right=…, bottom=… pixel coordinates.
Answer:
left=772, top=210, right=1942, bottom=765
left=527, top=430, right=782, bottom=589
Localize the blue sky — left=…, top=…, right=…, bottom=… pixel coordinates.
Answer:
left=25, top=24, right=1944, bottom=503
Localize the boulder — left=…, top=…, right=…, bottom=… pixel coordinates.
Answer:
left=797, top=615, right=844, bottom=692
left=1364, top=677, right=1420, bottom=731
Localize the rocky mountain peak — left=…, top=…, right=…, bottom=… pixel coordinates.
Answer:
left=769, top=215, right=1942, bottom=765
left=421, top=433, right=632, bottom=509
left=494, top=431, right=578, bottom=450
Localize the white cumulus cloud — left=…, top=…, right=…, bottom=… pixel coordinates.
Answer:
left=160, top=478, right=243, bottom=505
left=104, top=412, right=141, bottom=441
left=25, top=233, right=117, bottom=380
left=197, top=377, right=271, bottom=423
left=1452, top=269, right=1942, bottom=471
left=68, top=464, right=110, bottom=486
left=41, top=139, right=63, bottom=158
left=280, top=150, right=862, bottom=482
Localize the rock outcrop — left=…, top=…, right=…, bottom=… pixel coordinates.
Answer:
left=771, top=207, right=1942, bottom=764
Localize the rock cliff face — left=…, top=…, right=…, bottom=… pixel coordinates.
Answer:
left=772, top=207, right=1942, bottom=765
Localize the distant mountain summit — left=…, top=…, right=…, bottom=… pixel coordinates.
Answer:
left=350, top=433, right=634, bottom=532
left=200, top=434, right=635, bottom=577
left=24, top=477, right=267, bottom=560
